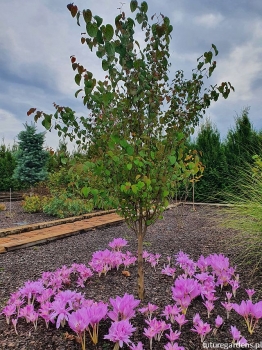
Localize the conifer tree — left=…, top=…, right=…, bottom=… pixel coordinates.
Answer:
left=192, top=118, right=228, bottom=201
left=12, top=123, right=49, bottom=190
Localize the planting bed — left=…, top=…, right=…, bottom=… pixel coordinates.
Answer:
left=0, top=204, right=261, bottom=349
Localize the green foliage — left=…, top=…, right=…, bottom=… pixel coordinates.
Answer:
left=190, top=118, right=228, bottom=202
left=43, top=194, right=94, bottom=218
left=224, top=107, right=261, bottom=193
left=28, top=0, right=233, bottom=299
left=12, top=123, right=49, bottom=188
left=0, top=141, right=24, bottom=191
left=22, top=195, right=49, bottom=213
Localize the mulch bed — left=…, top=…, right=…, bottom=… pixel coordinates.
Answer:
left=0, top=204, right=261, bottom=349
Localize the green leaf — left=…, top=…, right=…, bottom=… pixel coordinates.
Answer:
left=105, top=42, right=115, bottom=56
left=130, top=0, right=138, bottom=12
left=131, top=184, right=138, bottom=194
left=140, top=1, right=148, bottom=13
left=81, top=186, right=90, bottom=197
left=102, top=92, right=112, bottom=106
left=96, top=30, right=104, bottom=44
left=86, top=22, right=98, bottom=37
left=212, top=43, right=219, bottom=56
left=127, top=163, right=132, bottom=170
left=126, top=146, right=134, bottom=156
left=102, top=59, right=109, bottom=71
left=136, top=12, right=143, bottom=24
left=104, top=24, right=114, bottom=41
left=75, top=74, right=81, bottom=86
left=42, top=115, right=51, bottom=130
left=75, top=88, right=82, bottom=98
left=169, top=155, right=176, bottom=165
left=94, top=15, right=103, bottom=27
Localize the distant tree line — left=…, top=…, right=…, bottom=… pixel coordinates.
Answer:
left=187, top=107, right=262, bottom=202
left=1, top=109, right=261, bottom=203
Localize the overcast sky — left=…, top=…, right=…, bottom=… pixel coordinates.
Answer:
left=1, top=0, right=262, bottom=151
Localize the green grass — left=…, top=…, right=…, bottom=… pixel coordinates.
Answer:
left=220, top=162, right=262, bottom=272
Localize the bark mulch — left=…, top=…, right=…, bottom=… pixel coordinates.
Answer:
left=0, top=203, right=261, bottom=349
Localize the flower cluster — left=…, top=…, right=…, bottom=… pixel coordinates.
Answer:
left=1, top=241, right=262, bottom=350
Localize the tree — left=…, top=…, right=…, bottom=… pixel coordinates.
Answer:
left=28, top=1, right=234, bottom=299
left=191, top=118, right=228, bottom=202
left=224, top=107, right=261, bottom=193
left=12, top=123, right=49, bottom=190
left=0, top=140, right=23, bottom=191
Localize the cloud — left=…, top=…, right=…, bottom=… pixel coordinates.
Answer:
left=195, top=13, right=224, bottom=28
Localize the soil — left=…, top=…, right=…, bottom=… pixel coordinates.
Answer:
left=0, top=203, right=261, bottom=350
left=0, top=201, right=58, bottom=229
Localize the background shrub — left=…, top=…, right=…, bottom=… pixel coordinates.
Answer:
left=22, top=195, right=49, bottom=213
left=43, top=193, right=94, bottom=218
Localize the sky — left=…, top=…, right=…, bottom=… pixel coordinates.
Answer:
left=0, top=0, right=262, bottom=151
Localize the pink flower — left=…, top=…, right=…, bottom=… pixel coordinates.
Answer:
left=139, top=303, right=158, bottom=321
left=230, top=325, right=241, bottom=341
left=191, top=319, right=211, bottom=342
left=203, top=300, right=214, bottom=318
left=130, top=342, right=144, bottom=350
left=215, top=315, right=223, bottom=328
left=174, top=313, right=188, bottom=330
left=109, top=294, right=140, bottom=321
left=162, top=304, right=181, bottom=323
left=104, top=319, right=135, bottom=348
left=245, top=289, right=255, bottom=300
left=68, top=308, right=89, bottom=334
left=165, top=329, right=181, bottom=343
left=1, top=304, right=16, bottom=324
left=109, top=237, right=128, bottom=251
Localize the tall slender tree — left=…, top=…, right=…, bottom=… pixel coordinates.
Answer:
left=224, top=107, right=261, bottom=192
left=12, top=123, right=49, bottom=191
left=192, top=118, right=228, bottom=201
left=28, top=1, right=234, bottom=298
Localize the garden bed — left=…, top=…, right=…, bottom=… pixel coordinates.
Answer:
left=0, top=205, right=261, bottom=349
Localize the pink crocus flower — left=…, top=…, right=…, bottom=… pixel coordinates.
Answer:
left=215, top=315, right=223, bottom=328
left=174, top=313, right=188, bottom=330
left=68, top=308, right=90, bottom=349
left=162, top=304, right=181, bottom=323
left=161, top=265, right=177, bottom=278
left=85, top=301, right=108, bottom=344
left=232, top=300, right=262, bottom=334
left=193, top=313, right=201, bottom=326
left=109, top=294, right=140, bottom=321
left=1, top=304, right=16, bottom=324
left=130, top=342, right=144, bottom=350
left=165, top=329, right=181, bottom=343
left=230, top=280, right=239, bottom=297
left=221, top=301, right=233, bottom=319
left=245, top=289, right=255, bottom=300
left=104, top=319, right=136, bottom=349
left=203, top=300, right=214, bottom=318
left=230, top=325, right=241, bottom=341
left=139, top=303, right=158, bottom=321
left=191, top=319, right=211, bottom=342
left=108, top=237, right=128, bottom=251
left=213, top=315, right=223, bottom=336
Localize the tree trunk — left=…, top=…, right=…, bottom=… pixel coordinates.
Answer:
left=137, top=217, right=146, bottom=300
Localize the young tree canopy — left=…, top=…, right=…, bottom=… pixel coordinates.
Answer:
left=28, top=1, right=234, bottom=298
